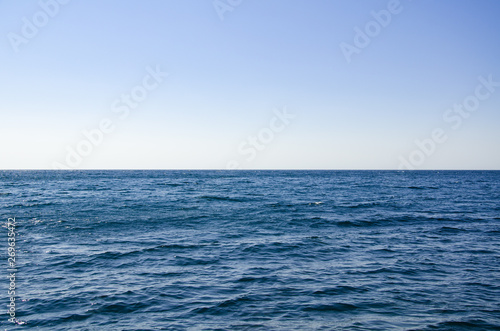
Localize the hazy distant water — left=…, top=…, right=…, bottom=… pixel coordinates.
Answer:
left=1, top=170, right=500, bottom=330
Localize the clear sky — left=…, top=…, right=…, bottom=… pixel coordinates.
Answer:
left=1, top=0, right=499, bottom=169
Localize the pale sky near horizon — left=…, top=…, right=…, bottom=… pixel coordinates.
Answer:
left=1, top=0, right=499, bottom=169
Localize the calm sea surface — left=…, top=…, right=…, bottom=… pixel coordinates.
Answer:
left=1, top=170, right=500, bottom=330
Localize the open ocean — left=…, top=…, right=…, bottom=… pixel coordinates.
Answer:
left=1, top=170, right=500, bottom=330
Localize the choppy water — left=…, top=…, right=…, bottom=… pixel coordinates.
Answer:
left=1, top=170, right=500, bottom=330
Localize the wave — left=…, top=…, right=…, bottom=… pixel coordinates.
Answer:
left=7, top=201, right=56, bottom=208
left=191, top=294, right=258, bottom=315
left=155, top=182, right=184, bottom=187
left=87, top=243, right=203, bottom=262
left=335, top=214, right=476, bottom=227
left=89, top=301, right=150, bottom=314
left=302, top=303, right=359, bottom=312
left=335, top=219, right=390, bottom=227
left=198, top=195, right=250, bottom=202
left=407, top=186, right=439, bottom=190
left=235, top=276, right=280, bottom=283
left=312, top=285, right=369, bottom=296
left=241, top=241, right=303, bottom=254
left=341, top=201, right=384, bottom=208
left=347, top=267, right=420, bottom=276
left=266, top=202, right=297, bottom=208
left=437, top=226, right=468, bottom=233
left=414, top=319, right=500, bottom=330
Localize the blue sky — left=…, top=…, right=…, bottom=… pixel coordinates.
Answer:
left=1, top=0, right=499, bottom=169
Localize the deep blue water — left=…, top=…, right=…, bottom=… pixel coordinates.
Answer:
left=1, top=170, right=500, bottom=330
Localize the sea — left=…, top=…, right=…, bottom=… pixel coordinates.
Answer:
left=1, top=170, right=500, bottom=330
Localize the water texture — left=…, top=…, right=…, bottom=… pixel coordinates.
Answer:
left=1, top=170, right=500, bottom=330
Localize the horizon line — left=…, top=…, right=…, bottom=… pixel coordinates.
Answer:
left=1, top=169, right=500, bottom=171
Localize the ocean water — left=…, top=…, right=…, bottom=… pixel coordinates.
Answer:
left=1, top=170, right=500, bottom=330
